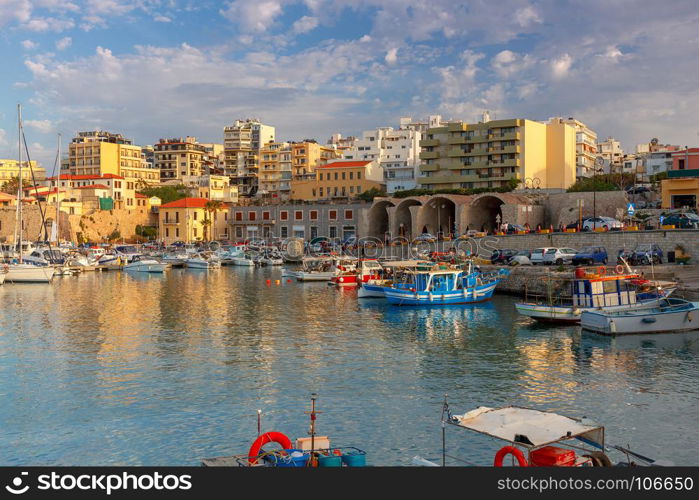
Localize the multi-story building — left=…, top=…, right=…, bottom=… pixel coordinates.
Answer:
left=158, top=197, right=231, bottom=244
left=258, top=142, right=291, bottom=199
left=170, top=174, right=239, bottom=203
left=223, top=119, right=276, bottom=196
left=42, top=173, right=135, bottom=210
left=596, top=137, right=624, bottom=174
left=67, top=130, right=142, bottom=176
left=548, top=117, right=598, bottom=178
left=290, top=160, right=384, bottom=201
left=291, top=141, right=342, bottom=181
left=200, top=143, right=225, bottom=174
left=661, top=148, right=699, bottom=209
left=154, top=137, right=208, bottom=181
left=417, top=117, right=576, bottom=191
left=228, top=203, right=361, bottom=241
left=0, top=159, right=46, bottom=188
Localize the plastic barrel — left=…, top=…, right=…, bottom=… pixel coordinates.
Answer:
left=317, top=454, right=343, bottom=467
left=264, top=449, right=309, bottom=467
left=341, top=451, right=366, bottom=467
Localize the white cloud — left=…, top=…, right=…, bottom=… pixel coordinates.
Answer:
left=515, top=5, right=542, bottom=27
left=22, top=39, right=39, bottom=50
left=384, top=48, right=398, bottom=65
left=220, top=0, right=285, bottom=33
left=55, top=36, right=72, bottom=50
left=0, top=0, right=32, bottom=27
left=154, top=15, right=171, bottom=23
left=550, top=53, right=573, bottom=80
left=24, top=16, right=75, bottom=32
left=292, top=15, right=318, bottom=34
left=25, top=119, right=53, bottom=133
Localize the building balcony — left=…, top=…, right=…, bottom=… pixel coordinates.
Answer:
left=162, top=220, right=179, bottom=225
left=420, top=139, right=440, bottom=147
left=419, top=151, right=439, bottom=160
left=419, top=163, right=440, bottom=172
left=447, top=136, right=468, bottom=145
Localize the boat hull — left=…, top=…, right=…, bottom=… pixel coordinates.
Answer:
left=581, top=301, right=699, bottom=335
left=5, top=265, right=55, bottom=283
left=357, top=283, right=388, bottom=298
left=515, top=297, right=668, bottom=324
left=124, top=263, right=167, bottom=273
left=384, top=281, right=498, bottom=306
left=296, top=272, right=335, bottom=282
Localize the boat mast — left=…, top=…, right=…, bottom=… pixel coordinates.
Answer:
left=17, top=104, right=23, bottom=263
left=55, top=133, right=61, bottom=245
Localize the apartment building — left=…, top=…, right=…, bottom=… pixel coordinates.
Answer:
left=597, top=137, right=624, bottom=173
left=154, top=137, right=208, bottom=181
left=418, top=117, right=576, bottom=191
left=291, top=141, right=342, bottom=181
left=0, top=159, right=46, bottom=188
left=158, top=197, right=230, bottom=243
left=223, top=119, right=276, bottom=196
left=290, top=160, right=384, bottom=201
left=548, top=117, right=598, bottom=178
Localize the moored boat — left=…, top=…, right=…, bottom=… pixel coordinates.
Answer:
left=5, top=263, right=55, bottom=283
left=580, top=298, right=699, bottom=335
left=123, top=255, right=167, bottom=273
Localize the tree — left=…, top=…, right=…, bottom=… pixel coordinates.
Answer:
left=357, top=187, right=387, bottom=202
left=203, top=200, right=224, bottom=241
left=1, top=176, right=20, bottom=195
left=137, top=184, right=189, bottom=204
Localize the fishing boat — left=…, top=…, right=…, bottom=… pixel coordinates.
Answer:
left=123, top=255, right=167, bottom=273
left=383, top=264, right=509, bottom=306
left=413, top=400, right=664, bottom=467
left=357, top=260, right=432, bottom=298
left=295, top=257, right=338, bottom=282
left=331, top=259, right=383, bottom=287
left=186, top=252, right=221, bottom=269
left=580, top=298, right=699, bottom=335
left=201, top=394, right=366, bottom=468
left=515, top=267, right=674, bottom=324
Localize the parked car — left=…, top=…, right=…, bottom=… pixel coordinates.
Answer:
left=490, top=249, right=518, bottom=264
left=543, top=248, right=578, bottom=265
left=618, top=244, right=663, bottom=265
left=572, top=246, right=609, bottom=265
left=509, top=250, right=532, bottom=266
left=530, top=247, right=555, bottom=265
left=661, top=213, right=699, bottom=229
left=582, top=216, right=624, bottom=231
left=413, top=233, right=436, bottom=243
left=500, top=223, right=528, bottom=234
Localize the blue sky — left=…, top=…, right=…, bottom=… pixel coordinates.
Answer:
left=1, top=0, right=699, bottom=169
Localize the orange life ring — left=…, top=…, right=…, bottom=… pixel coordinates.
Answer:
left=598, top=266, right=606, bottom=276
left=615, top=265, right=624, bottom=275
left=494, top=446, right=529, bottom=467
left=247, top=431, right=293, bottom=465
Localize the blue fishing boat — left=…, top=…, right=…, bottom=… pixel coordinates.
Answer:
left=383, top=265, right=509, bottom=306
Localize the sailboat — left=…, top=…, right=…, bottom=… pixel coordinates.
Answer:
left=5, top=104, right=55, bottom=283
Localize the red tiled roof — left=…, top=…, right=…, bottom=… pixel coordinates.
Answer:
left=159, top=197, right=210, bottom=209
left=46, top=173, right=123, bottom=180
left=135, top=192, right=147, bottom=198
left=76, top=184, right=110, bottom=189
left=318, top=160, right=371, bottom=169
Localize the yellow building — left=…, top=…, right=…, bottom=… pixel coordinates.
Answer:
left=292, top=141, right=343, bottom=180
left=418, top=118, right=576, bottom=191
left=661, top=171, right=699, bottom=209
left=290, top=160, right=384, bottom=201
left=0, top=159, right=46, bottom=187
left=154, top=137, right=208, bottom=181
left=68, top=131, right=142, bottom=178
left=158, top=197, right=230, bottom=243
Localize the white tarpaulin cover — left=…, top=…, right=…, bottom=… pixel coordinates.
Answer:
left=454, top=406, right=604, bottom=448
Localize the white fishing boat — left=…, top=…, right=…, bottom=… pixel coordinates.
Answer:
left=581, top=298, right=699, bottom=335
left=186, top=252, right=221, bottom=269
left=515, top=267, right=673, bottom=323
left=295, top=257, right=338, bottom=281
left=123, top=255, right=167, bottom=273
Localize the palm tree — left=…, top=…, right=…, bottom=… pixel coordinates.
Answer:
left=203, top=200, right=224, bottom=241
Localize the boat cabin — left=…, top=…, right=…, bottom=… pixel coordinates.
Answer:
left=571, top=276, right=638, bottom=308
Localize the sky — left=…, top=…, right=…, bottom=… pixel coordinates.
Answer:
left=1, top=0, right=698, bottom=170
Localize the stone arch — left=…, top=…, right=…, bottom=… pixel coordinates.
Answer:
left=394, top=198, right=423, bottom=240
left=367, top=200, right=395, bottom=239
left=419, top=196, right=457, bottom=237
left=467, top=194, right=508, bottom=232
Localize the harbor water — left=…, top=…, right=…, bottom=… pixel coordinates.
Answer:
left=1, top=267, right=698, bottom=465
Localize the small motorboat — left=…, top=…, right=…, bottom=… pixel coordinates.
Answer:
left=201, top=394, right=366, bottom=468
left=580, top=298, right=699, bottom=335
left=123, top=255, right=167, bottom=273
left=295, top=257, right=338, bottom=282
left=232, top=253, right=256, bottom=266
left=413, top=400, right=666, bottom=467
left=186, top=252, right=222, bottom=269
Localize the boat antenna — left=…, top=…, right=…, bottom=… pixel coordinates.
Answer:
left=257, top=409, right=262, bottom=437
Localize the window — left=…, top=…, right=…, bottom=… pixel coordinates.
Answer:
left=295, top=210, right=303, bottom=220
left=236, top=226, right=243, bottom=238
left=334, top=172, right=338, bottom=180
left=310, top=210, right=318, bottom=220
left=166, top=228, right=169, bottom=237
left=329, top=210, right=337, bottom=220
left=312, top=189, right=316, bottom=197
left=329, top=226, right=337, bottom=238
left=280, top=210, right=288, bottom=221
left=280, top=226, right=288, bottom=238
left=176, top=211, right=179, bottom=223
left=310, top=226, right=318, bottom=239
left=344, top=209, right=353, bottom=220
left=349, top=172, right=354, bottom=180
left=342, top=172, right=346, bottom=180
left=319, top=187, right=324, bottom=196
left=176, top=228, right=180, bottom=237
left=263, top=211, right=270, bottom=220
left=193, top=211, right=198, bottom=221
left=249, top=212, right=256, bottom=221
left=235, top=212, right=243, bottom=221
left=357, top=171, right=361, bottom=179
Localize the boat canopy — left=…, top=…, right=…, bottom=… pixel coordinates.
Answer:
left=380, top=260, right=432, bottom=267
left=453, top=406, right=604, bottom=449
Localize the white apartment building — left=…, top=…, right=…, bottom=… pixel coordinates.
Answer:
left=597, top=137, right=624, bottom=173
left=339, top=116, right=445, bottom=193
left=223, top=119, right=276, bottom=196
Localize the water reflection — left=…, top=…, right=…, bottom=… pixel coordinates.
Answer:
left=0, top=270, right=697, bottom=465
